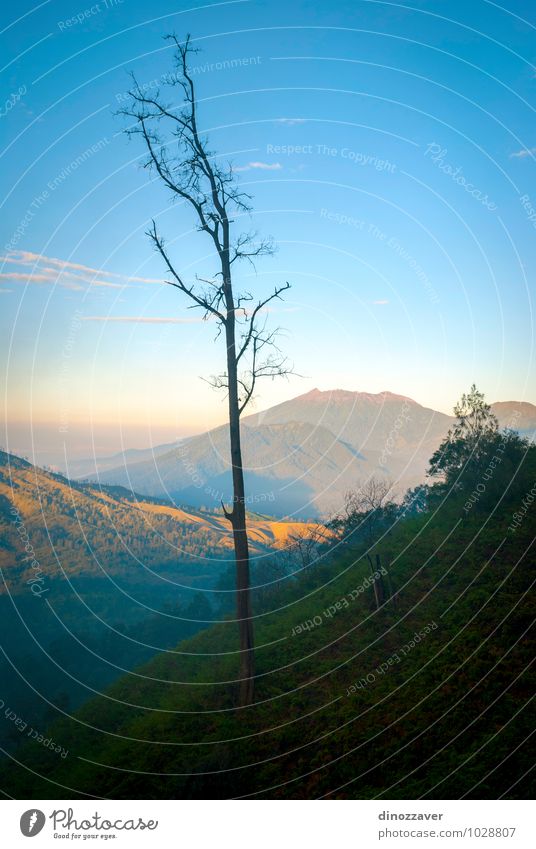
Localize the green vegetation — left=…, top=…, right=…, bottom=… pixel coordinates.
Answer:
left=3, top=390, right=534, bottom=799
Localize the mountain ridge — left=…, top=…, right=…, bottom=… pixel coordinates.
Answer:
left=81, top=390, right=536, bottom=517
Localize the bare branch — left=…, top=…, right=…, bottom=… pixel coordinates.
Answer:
left=237, top=331, right=294, bottom=415
left=236, top=282, right=291, bottom=364
left=221, top=498, right=234, bottom=522
left=230, top=232, right=274, bottom=268
left=148, top=222, right=225, bottom=322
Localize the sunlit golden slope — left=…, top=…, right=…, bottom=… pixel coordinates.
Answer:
left=0, top=451, right=319, bottom=593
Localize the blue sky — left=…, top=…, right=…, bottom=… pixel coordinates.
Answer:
left=1, top=0, right=535, bottom=460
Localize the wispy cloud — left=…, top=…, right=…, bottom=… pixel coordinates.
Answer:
left=83, top=308, right=295, bottom=324
left=373, top=299, right=389, bottom=305
left=0, top=269, right=85, bottom=291
left=510, top=147, right=536, bottom=159
left=274, top=118, right=307, bottom=126
left=81, top=316, right=204, bottom=324
left=235, top=161, right=282, bottom=172
left=0, top=250, right=166, bottom=291
left=1, top=272, right=57, bottom=282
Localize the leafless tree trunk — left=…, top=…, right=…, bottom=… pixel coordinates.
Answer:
left=384, top=561, right=396, bottom=609
left=121, top=34, right=291, bottom=705
left=367, top=553, right=381, bottom=609
left=223, top=276, right=255, bottom=705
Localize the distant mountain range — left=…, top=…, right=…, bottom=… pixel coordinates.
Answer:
left=75, top=390, right=536, bottom=517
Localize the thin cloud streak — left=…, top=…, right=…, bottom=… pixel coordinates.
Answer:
left=0, top=268, right=118, bottom=290
left=81, top=316, right=205, bottom=324
left=0, top=271, right=86, bottom=291
left=235, top=161, right=282, bottom=172
left=510, top=147, right=536, bottom=159
left=1, top=250, right=166, bottom=290
left=274, top=118, right=307, bottom=125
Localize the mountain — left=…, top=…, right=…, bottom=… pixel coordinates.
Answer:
left=63, top=441, right=180, bottom=479
left=491, top=400, right=536, bottom=438
left=245, top=388, right=448, bottom=449
left=86, top=389, right=536, bottom=517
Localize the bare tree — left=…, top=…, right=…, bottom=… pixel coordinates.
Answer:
left=286, top=524, right=331, bottom=571
left=121, top=34, right=292, bottom=705
left=345, top=477, right=393, bottom=513
left=335, top=477, right=397, bottom=609
left=341, top=477, right=394, bottom=546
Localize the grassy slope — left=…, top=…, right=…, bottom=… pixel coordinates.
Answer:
left=5, top=497, right=534, bottom=800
